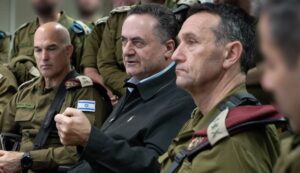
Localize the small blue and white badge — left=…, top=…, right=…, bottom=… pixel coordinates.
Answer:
left=77, top=100, right=96, bottom=112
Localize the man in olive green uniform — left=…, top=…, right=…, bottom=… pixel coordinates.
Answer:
left=98, top=0, right=199, bottom=97
left=75, top=0, right=102, bottom=29
left=0, top=22, right=108, bottom=173
left=81, top=0, right=139, bottom=104
left=0, top=65, right=18, bottom=117
left=0, top=31, right=10, bottom=64
left=160, top=4, right=280, bottom=173
left=214, top=0, right=273, bottom=104
left=81, top=16, right=108, bottom=84
left=259, top=1, right=300, bottom=172
left=9, top=0, right=89, bottom=85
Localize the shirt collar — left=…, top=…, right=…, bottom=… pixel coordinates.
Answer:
left=126, top=61, right=175, bottom=92
left=140, top=61, right=175, bottom=83
left=125, top=62, right=176, bottom=100
left=191, top=83, right=247, bottom=131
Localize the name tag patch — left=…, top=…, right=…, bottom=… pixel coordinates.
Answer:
left=77, top=100, right=96, bottom=112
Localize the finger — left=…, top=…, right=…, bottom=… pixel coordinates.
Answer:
left=63, top=107, right=84, bottom=118
left=55, top=113, right=73, bottom=126
left=0, top=151, right=6, bottom=157
left=57, top=131, right=66, bottom=144
left=54, top=114, right=65, bottom=124
left=56, top=122, right=62, bottom=132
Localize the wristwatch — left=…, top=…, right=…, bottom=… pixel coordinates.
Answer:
left=21, top=152, right=33, bottom=173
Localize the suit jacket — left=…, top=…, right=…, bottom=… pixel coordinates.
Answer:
left=78, top=65, right=196, bottom=173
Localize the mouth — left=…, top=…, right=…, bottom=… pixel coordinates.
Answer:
left=125, top=60, right=139, bottom=66
left=40, top=64, right=52, bottom=69
left=175, top=68, right=186, bottom=73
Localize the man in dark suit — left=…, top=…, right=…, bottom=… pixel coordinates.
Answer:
left=54, top=4, right=195, bottom=173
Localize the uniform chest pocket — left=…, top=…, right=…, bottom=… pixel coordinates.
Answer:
left=15, top=108, right=35, bottom=122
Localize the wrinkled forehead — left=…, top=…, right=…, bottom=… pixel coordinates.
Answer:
left=34, top=30, right=60, bottom=47
left=122, top=14, right=158, bottom=38
left=179, top=12, right=221, bottom=39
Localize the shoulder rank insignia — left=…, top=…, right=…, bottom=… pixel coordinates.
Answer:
left=71, top=21, right=91, bottom=35
left=207, top=108, right=230, bottom=146
left=0, top=74, right=3, bottom=80
left=110, top=5, right=133, bottom=14
left=177, top=0, right=199, bottom=6
left=29, top=66, right=40, bottom=77
left=16, top=22, right=29, bottom=32
left=65, top=75, right=93, bottom=89
left=95, top=16, right=109, bottom=26
left=0, top=31, right=6, bottom=39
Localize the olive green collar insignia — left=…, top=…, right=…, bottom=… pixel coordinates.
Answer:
left=16, top=103, right=35, bottom=109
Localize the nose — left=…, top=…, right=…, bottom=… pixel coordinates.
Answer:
left=41, top=49, right=50, bottom=61
left=122, top=41, right=135, bottom=57
left=261, top=71, right=274, bottom=92
left=171, top=43, right=185, bottom=63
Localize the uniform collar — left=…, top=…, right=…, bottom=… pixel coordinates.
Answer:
left=191, top=84, right=247, bottom=131
left=35, top=69, right=75, bottom=92
left=35, top=77, right=56, bottom=93
left=29, top=11, right=67, bottom=34
left=125, top=62, right=176, bottom=101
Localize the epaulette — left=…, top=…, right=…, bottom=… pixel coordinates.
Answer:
left=18, top=77, right=39, bottom=91
left=15, top=22, right=29, bottom=33
left=110, top=5, right=132, bottom=14
left=71, top=20, right=92, bottom=35
left=177, top=0, right=199, bottom=6
left=29, top=66, right=40, bottom=77
left=95, top=16, right=109, bottom=26
left=0, top=31, right=6, bottom=39
left=65, top=75, right=93, bottom=90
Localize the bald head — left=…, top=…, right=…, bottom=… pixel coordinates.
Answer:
left=34, top=22, right=73, bottom=80
left=35, top=22, right=71, bottom=45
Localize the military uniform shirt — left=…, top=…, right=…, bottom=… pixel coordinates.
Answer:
left=273, top=135, right=300, bottom=173
left=9, top=11, right=88, bottom=84
left=0, top=65, right=17, bottom=116
left=81, top=16, right=108, bottom=69
left=98, top=6, right=131, bottom=97
left=0, top=31, right=10, bottom=64
left=160, top=84, right=280, bottom=173
left=0, top=72, right=107, bottom=173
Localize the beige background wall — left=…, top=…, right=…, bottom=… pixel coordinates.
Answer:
left=0, top=0, right=112, bottom=35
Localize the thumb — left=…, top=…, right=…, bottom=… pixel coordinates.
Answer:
left=63, top=107, right=82, bottom=117
left=63, top=108, right=79, bottom=117
left=54, top=113, right=65, bottom=124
